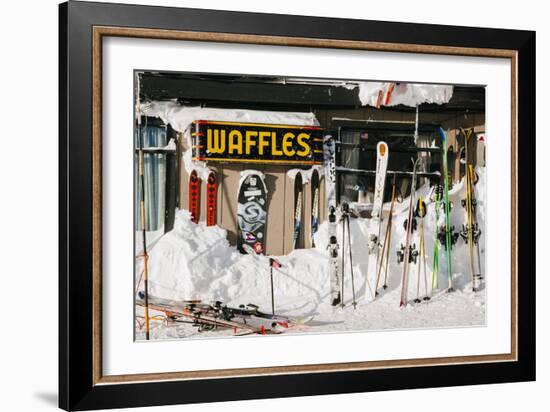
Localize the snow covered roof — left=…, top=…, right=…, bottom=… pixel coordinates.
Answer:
left=139, top=101, right=320, bottom=133
left=355, top=82, right=454, bottom=108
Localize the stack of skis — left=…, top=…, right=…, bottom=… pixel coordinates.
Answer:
left=136, top=292, right=310, bottom=337
left=325, top=127, right=483, bottom=309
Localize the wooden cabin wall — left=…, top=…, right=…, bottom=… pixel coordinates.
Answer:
left=177, top=106, right=484, bottom=256
left=179, top=133, right=325, bottom=256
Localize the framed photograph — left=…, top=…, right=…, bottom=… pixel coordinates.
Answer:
left=59, top=1, right=535, bottom=410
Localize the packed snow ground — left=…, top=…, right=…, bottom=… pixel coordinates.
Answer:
left=135, top=168, right=486, bottom=340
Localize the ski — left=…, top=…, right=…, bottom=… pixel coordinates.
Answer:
left=311, top=168, right=320, bottom=247
left=206, top=171, right=217, bottom=226
left=189, top=169, right=200, bottom=224
left=366, top=141, right=389, bottom=301
left=431, top=185, right=443, bottom=292
left=459, top=128, right=483, bottom=291
left=324, top=135, right=341, bottom=306
left=439, top=127, right=456, bottom=291
left=292, top=171, right=303, bottom=249
left=227, top=302, right=311, bottom=325
left=237, top=171, right=268, bottom=254
left=398, top=157, right=422, bottom=307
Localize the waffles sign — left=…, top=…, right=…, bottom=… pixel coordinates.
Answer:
left=192, top=121, right=323, bottom=165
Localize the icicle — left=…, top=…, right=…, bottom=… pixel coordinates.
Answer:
left=414, top=104, right=419, bottom=145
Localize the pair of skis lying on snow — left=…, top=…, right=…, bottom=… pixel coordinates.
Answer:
left=136, top=292, right=311, bottom=336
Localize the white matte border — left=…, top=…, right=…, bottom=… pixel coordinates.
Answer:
left=102, top=37, right=512, bottom=376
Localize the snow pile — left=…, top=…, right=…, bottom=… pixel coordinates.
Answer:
left=356, top=82, right=454, bottom=107
left=286, top=165, right=324, bottom=183
left=136, top=168, right=486, bottom=335
left=136, top=210, right=326, bottom=316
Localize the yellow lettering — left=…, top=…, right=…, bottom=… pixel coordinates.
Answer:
left=271, top=132, right=283, bottom=156
left=258, top=131, right=271, bottom=155
left=207, top=129, right=225, bottom=154
left=296, top=133, right=311, bottom=157
left=282, top=132, right=295, bottom=157
left=228, top=130, right=242, bottom=154
left=245, top=131, right=258, bottom=154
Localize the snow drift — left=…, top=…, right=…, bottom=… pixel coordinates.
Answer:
left=136, top=168, right=486, bottom=333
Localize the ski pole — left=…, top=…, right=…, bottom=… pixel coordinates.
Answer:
left=422, top=223, right=429, bottom=299
left=138, top=121, right=150, bottom=340
left=340, top=206, right=346, bottom=307
left=269, top=259, right=276, bottom=315
left=345, top=209, right=357, bottom=309
left=375, top=218, right=391, bottom=293
left=418, top=198, right=430, bottom=301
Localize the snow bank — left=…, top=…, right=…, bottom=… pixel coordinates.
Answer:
left=136, top=209, right=324, bottom=316
left=136, top=168, right=486, bottom=332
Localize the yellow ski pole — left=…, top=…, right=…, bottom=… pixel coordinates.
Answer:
left=138, top=123, right=150, bottom=340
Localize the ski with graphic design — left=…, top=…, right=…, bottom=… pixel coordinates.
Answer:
left=398, top=157, right=421, bottom=307
left=459, top=128, right=483, bottom=291
left=310, top=169, right=320, bottom=247
left=292, top=171, right=303, bottom=249
left=206, top=171, right=217, bottom=226
left=366, top=141, right=389, bottom=301
left=189, top=170, right=200, bottom=224
left=439, top=127, right=457, bottom=291
left=324, top=135, right=341, bottom=306
left=237, top=171, right=268, bottom=255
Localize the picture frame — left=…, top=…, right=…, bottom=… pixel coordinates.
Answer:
left=59, top=1, right=535, bottom=410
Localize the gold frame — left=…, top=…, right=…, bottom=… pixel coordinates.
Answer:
left=92, top=26, right=518, bottom=385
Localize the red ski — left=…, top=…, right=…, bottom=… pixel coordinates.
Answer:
left=189, top=170, right=200, bottom=223
left=206, top=172, right=217, bottom=226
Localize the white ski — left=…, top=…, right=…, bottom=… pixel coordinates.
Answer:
left=324, top=135, right=341, bottom=306
left=366, top=141, right=389, bottom=301
left=399, top=158, right=422, bottom=307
